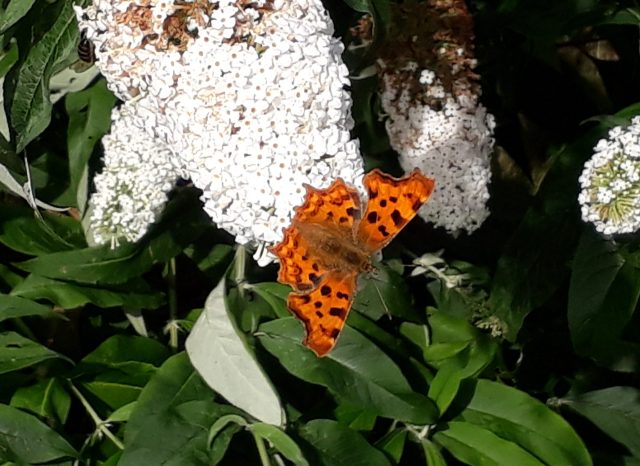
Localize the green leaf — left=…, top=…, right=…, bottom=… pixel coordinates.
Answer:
left=207, top=414, right=247, bottom=446
left=250, top=282, right=291, bottom=318
left=434, top=421, right=544, bottom=466
left=0, top=0, right=36, bottom=34
left=65, top=79, right=116, bottom=212
left=424, top=311, right=497, bottom=377
left=568, top=229, right=625, bottom=353
left=488, top=130, right=603, bottom=340
left=0, top=332, right=72, bottom=375
left=120, top=353, right=240, bottom=466
left=79, top=365, right=156, bottom=410
left=428, top=364, right=463, bottom=415
left=11, top=274, right=164, bottom=310
left=101, top=452, right=123, bottom=466
left=16, top=189, right=208, bottom=284
left=299, top=419, right=391, bottom=466
left=10, top=377, right=70, bottom=425
left=375, top=429, right=407, bottom=464
left=458, top=380, right=592, bottom=466
left=559, top=387, right=640, bottom=457
left=74, top=335, right=170, bottom=409
left=249, top=423, right=309, bottom=466
left=259, top=317, right=437, bottom=424
left=0, top=403, right=77, bottom=463
left=353, top=264, right=417, bottom=321
left=421, top=439, right=446, bottom=466
left=0, top=40, right=18, bottom=79
left=0, top=206, right=85, bottom=255
left=11, top=1, right=80, bottom=152
left=80, top=335, right=170, bottom=368
left=107, top=401, right=137, bottom=423
left=183, top=242, right=234, bottom=283
left=0, top=264, right=22, bottom=290
left=568, top=230, right=640, bottom=371
left=399, top=322, right=430, bottom=348
left=334, top=404, right=377, bottom=431
left=0, top=293, right=61, bottom=321
left=601, top=8, right=640, bottom=25
left=186, top=278, right=283, bottom=425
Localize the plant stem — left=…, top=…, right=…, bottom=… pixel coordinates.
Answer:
left=251, top=430, right=271, bottom=466
left=234, top=245, right=247, bottom=298
left=167, top=257, right=179, bottom=351
left=67, top=381, right=125, bottom=450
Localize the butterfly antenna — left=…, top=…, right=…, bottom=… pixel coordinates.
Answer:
left=372, top=281, right=392, bottom=319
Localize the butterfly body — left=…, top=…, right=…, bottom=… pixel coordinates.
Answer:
left=293, top=221, right=371, bottom=276
left=271, top=168, right=435, bottom=356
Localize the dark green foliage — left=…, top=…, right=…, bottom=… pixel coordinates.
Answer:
left=0, top=0, right=638, bottom=465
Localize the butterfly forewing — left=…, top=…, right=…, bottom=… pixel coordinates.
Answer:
left=298, top=179, right=362, bottom=234
left=356, top=169, right=435, bottom=254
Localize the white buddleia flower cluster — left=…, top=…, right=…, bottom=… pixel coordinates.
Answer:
left=578, top=116, right=640, bottom=235
left=89, top=107, right=178, bottom=246
left=372, top=0, right=494, bottom=235
left=76, top=0, right=364, bottom=265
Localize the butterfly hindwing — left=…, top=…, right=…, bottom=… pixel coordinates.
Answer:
left=287, top=270, right=358, bottom=357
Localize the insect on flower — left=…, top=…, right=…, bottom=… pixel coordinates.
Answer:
left=77, top=29, right=96, bottom=63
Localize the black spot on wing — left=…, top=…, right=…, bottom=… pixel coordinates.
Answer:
left=380, top=199, right=387, bottom=207
left=336, top=291, right=349, bottom=300
left=314, top=301, right=322, bottom=308
left=389, top=196, right=398, bottom=203
left=378, top=225, right=390, bottom=237
left=320, top=285, right=332, bottom=296
left=330, top=329, right=340, bottom=339
left=315, top=311, right=323, bottom=317
left=391, top=209, right=404, bottom=226
left=367, top=211, right=378, bottom=223
left=329, top=307, right=346, bottom=318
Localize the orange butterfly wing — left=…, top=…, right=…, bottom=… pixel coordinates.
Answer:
left=296, top=178, right=362, bottom=231
left=270, top=226, right=328, bottom=292
left=288, top=270, right=357, bottom=356
left=270, top=178, right=361, bottom=292
left=271, top=178, right=363, bottom=356
left=356, top=168, right=435, bottom=253
left=272, top=169, right=435, bottom=357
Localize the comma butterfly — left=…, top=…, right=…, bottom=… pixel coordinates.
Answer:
left=270, top=169, right=435, bottom=356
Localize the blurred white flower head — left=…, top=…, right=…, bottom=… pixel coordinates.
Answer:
left=76, top=0, right=364, bottom=265
left=89, top=106, right=177, bottom=246
left=374, top=0, right=494, bottom=235
left=578, top=116, right=640, bottom=235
